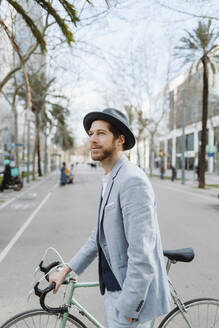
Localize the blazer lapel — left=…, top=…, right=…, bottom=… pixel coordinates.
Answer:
left=97, top=184, right=103, bottom=219
left=98, top=154, right=128, bottom=229
left=99, top=176, right=114, bottom=229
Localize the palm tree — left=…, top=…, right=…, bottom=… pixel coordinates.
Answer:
left=51, top=104, right=74, bottom=151
left=176, top=20, right=219, bottom=188
left=18, top=70, right=55, bottom=176
left=0, top=0, right=87, bottom=53
left=0, top=0, right=108, bottom=91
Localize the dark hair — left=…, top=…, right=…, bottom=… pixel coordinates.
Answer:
left=107, top=122, right=125, bottom=149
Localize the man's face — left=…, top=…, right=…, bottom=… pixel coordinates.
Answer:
left=88, top=120, right=119, bottom=162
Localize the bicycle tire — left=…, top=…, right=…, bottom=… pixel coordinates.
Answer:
left=158, top=297, right=219, bottom=328
left=0, top=309, right=87, bottom=328
left=13, top=182, right=22, bottom=191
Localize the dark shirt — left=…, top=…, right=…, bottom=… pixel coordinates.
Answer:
left=99, top=247, right=121, bottom=291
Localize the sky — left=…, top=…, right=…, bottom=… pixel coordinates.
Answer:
left=47, top=0, right=219, bottom=145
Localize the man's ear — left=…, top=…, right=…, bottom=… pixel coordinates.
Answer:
left=118, top=134, right=125, bottom=147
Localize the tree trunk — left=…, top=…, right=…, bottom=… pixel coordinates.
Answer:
left=32, top=131, right=37, bottom=181
left=199, top=56, right=209, bottom=188
left=13, top=104, right=19, bottom=168
left=149, top=132, right=155, bottom=177
left=136, top=137, right=141, bottom=167
left=143, top=137, right=146, bottom=171
left=35, top=112, right=42, bottom=176
left=22, top=111, right=27, bottom=162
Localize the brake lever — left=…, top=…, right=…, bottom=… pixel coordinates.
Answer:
left=39, top=261, right=61, bottom=281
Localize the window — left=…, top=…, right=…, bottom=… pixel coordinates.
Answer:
left=176, top=136, right=182, bottom=153
left=186, top=133, right=194, bottom=151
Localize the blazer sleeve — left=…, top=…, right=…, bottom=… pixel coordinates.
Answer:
left=68, top=226, right=98, bottom=275
left=115, top=175, right=157, bottom=318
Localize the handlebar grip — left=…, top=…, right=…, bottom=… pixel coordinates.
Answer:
left=39, top=261, right=60, bottom=281
left=39, top=282, right=69, bottom=314
left=38, top=261, right=69, bottom=284
left=34, top=282, right=43, bottom=297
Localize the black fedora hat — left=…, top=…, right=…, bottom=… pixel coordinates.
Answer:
left=83, top=108, right=135, bottom=150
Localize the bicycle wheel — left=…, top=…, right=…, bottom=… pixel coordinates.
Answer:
left=1, top=309, right=87, bottom=328
left=159, top=298, right=219, bottom=328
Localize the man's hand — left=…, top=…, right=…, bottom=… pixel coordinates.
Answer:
left=49, top=265, right=71, bottom=294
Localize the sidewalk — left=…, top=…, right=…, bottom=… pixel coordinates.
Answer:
left=151, top=168, right=219, bottom=199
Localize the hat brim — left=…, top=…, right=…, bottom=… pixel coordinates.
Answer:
left=83, top=112, right=135, bottom=150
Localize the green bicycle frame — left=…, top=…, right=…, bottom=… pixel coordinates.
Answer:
left=60, top=278, right=104, bottom=328
left=58, top=260, right=193, bottom=328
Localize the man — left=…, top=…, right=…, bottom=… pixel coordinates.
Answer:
left=50, top=108, right=170, bottom=328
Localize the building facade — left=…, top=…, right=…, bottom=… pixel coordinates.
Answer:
left=156, top=70, right=219, bottom=173
left=0, top=3, right=14, bottom=165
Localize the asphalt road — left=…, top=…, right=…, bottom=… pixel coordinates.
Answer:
left=0, top=164, right=218, bottom=326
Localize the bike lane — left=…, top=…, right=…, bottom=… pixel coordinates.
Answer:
left=0, top=173, right=59, bottom=264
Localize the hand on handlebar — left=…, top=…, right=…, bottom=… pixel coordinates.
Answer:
left=49, top=265, right=72, bottom=294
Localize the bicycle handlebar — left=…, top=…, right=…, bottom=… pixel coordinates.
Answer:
left=34, top=282, right=69, bottom=314
left=38, top=260, right=69, bottom=284
left=39, top=260, right=60, bottom=282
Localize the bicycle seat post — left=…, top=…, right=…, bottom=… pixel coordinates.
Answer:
left=166, top=258, right=176, bottom=274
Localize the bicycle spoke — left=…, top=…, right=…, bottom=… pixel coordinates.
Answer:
left=31, top=315, right=37, bottom=328
left=213, top=305, right=219, bottom=327
left=1, top=310, right=87, bottom=328
left=160, top=299, right=219, bottom=328
left=24, top=319, right=31, bottom=328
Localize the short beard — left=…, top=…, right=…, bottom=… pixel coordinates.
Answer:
left=91, top=149, right=113, bottom=161
left=91, top=143, right=117, bottom=162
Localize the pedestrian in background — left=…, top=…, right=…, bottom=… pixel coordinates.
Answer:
left=50, top=108, right=170, bottom=328
left=60, top=162, right=67, bottom=186
left=195, top=164, right=200, bottom=181
left=160, top=165, right=165, bottom=180
left=170, top=164, right=176, bottom=182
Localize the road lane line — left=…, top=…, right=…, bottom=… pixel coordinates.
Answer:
left=0, top=197, right=16, bottom=210
left=0, top=174, right=56, bottom=211
left=0, top=190, right=53, bottom=264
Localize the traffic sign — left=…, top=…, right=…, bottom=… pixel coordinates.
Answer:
left=206, top=145, right=217, bottom=153
left=15, top=143, right=24, bottom=147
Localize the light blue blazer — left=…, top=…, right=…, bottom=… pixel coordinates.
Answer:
left=68, top=155, right=171, bottom=323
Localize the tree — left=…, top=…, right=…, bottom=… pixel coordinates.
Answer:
left=176, top=20, right=219, bottom=188
left=1, top=77, right=22, bottom=168
left=18, top=70, right=54, bottom=177
left=51, top=104, right=74, bottom=151
left=0, top=0, right=109, bottom=99
left=135, top=108, right=148, bottom=167
left=0, top=0, right=89, bottom=53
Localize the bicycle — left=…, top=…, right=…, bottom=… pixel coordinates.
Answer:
left=1, top=247, right=219, bottom=328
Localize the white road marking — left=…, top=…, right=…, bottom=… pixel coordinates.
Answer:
left=0, top=197, right=16, bottom=210
left=0, top=191, right=52, bottom=264
left=0, top=175, right=54, bottom=210
left=11, top=203, right=35, bottom=210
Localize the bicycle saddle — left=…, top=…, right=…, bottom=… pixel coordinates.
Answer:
left=163, top=248, right=195, bottom=262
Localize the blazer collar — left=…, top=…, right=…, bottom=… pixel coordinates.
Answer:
left=98, top=154, right=127, bottom=224
left=109, top=154, right=128, bottom=180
